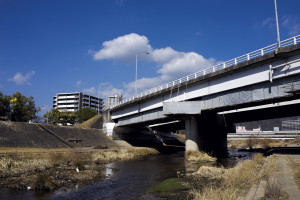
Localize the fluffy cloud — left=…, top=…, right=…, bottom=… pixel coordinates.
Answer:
left=9, top=71, right=36, bottom=85
left=93, top=33, right=152, bottom=61
left=151, top=47, right=182, bottom=64
left=158, top=52, right=216, bottom=81
left=92, top=33, right=217, bottom=97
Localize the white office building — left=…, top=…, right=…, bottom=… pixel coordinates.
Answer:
left=105, top=95, right=122, bottom=109
left=53, top=92, right=103, bottom=113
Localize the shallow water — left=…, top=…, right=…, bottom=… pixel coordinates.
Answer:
left=0, top=149, right=252, bottom=200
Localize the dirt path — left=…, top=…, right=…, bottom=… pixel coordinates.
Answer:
left=275, top=154, right=300, bottom=200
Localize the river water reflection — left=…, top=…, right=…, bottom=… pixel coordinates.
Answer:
left=0, top=149, right=253, bottom=200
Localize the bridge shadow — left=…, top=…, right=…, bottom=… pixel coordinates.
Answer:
left=113, top=128, right=185, bottom=153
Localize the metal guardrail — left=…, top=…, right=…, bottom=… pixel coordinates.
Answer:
left=112, top=35, right=300, bottom=108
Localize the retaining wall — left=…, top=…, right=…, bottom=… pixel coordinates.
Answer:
left=0, top=121, right=117, bottom=148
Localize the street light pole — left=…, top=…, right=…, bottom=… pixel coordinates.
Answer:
left=135, top=51, right=149, bottom=96
left=135, top=54, right=138, bottom=96
left=274, top=0, right=281, bottom=47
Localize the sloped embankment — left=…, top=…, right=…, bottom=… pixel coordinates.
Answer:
left=0, top=121, right=117, bottom=148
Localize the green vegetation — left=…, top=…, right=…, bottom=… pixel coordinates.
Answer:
left=147, top=178, right=188, bottom=197
left=75, top=107, right=97, bottom=123
left=44, top=107, right=97, bottom=125
left=0, top=91, right=39, bottom=122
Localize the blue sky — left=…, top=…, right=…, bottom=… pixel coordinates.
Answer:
left=1, top=0, right=300, bottom=115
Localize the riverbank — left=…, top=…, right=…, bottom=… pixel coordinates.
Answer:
left=0, top=147, right=158, bottom=191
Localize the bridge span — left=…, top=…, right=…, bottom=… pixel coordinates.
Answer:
left=109, top=35, right=300, bottom=155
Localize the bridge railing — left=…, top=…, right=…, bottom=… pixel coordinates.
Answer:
left=113, top=35, right=300, bottom=108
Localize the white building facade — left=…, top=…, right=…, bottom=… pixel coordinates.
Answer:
left=105, top=95, right=122, bottom=109
left=53, top=92, right=103, bottom=113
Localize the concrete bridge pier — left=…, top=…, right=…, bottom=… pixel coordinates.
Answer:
left=185, top=113, right=229, bottom=157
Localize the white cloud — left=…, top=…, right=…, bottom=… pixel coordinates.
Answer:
left=92, top=33, right=217, bottom=97
left=93, top=33, right=152, bottom=61
left=9, top=71, right=36, bottom=85
left=151, top=47, right=182, bottom=64
left=158, top=52, right=216, bottom=81
left=98, top=83, right=123, bottom=98
left=82, top=87, right=96, bottom=95
left=123, top=77, right=162, bottom=97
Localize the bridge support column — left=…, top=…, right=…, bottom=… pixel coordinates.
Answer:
left=185, top=113, right=229, bottom=156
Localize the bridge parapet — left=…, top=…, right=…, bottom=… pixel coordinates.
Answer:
left=111, top=35, right=300, bottom=109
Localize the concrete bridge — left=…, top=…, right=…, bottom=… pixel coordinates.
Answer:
left=109, top=35, right=300, bottom=155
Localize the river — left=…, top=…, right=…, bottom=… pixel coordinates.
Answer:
left=0, top=149, right=252, bottom=200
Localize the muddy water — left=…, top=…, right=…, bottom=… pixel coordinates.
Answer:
left=0, top=150, right=252, bottom=200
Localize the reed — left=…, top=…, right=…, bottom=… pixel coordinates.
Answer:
left=190, top=154, right=278, bottom=200
left=185, top=150, right=216, bottom=162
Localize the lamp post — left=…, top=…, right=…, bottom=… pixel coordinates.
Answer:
left=135, top=54, right=138, bottom=96
left=135, top=51, right=149, bottom=96
left=274, top=0, right=281, bottom=47
left=42, top=105, right=49, bottom=124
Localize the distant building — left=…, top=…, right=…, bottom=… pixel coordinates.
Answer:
left=53, top=92, right=103, bottom=113
left=236, top=126, right=246, bottom=133
left=105, top=95, right=122, bottom=109
left=282, top=119, right=300, bottom=131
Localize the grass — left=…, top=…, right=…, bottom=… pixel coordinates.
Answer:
left=147, top=178, right=187, bottom=194
left=185, top=150, right=217, bottom=162
left=264, top=178, right=288, bottom=200
left=75, top=114, right=101, bottom=129
left=228, top=139, right=288, bottom=149
left=189, top=154, right=277, bottom=200
left=147, top=178, right=189, bottom=199
left=0, top=148, right=159, bottom=173
left=289, top=136, right=300, bottom=145
left=92, top=148, right=159, bottom=164
left=0, top=148, right=73, bottom=154
left=0, top=155, right=53, bottom=176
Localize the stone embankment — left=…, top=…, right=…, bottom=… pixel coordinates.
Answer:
left=0, top=121, right=117, bottom=148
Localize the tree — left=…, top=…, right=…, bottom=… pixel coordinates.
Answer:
left=0, top=92, right=10, bottom=118
left=44, top=108, right=76, bottom=125
left=1, top=91, right=40, bottom=122
left=75, top=107, right=97, bottom=123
